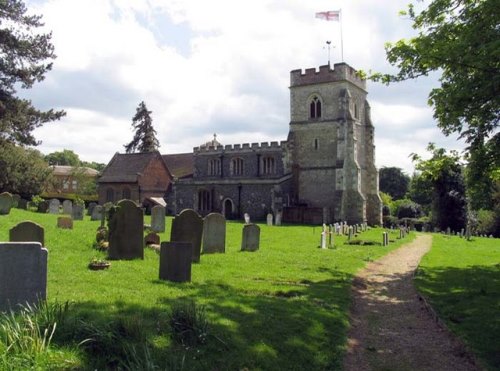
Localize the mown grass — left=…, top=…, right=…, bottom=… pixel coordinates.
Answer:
left=415, top=234, right=500, bottom=371
left=0, top=208, right=414, bottom=370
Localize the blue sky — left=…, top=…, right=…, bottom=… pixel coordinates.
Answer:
left=22, top=0, right=465, bottom=173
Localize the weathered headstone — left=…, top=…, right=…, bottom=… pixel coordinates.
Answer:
left=0, top=192, right=14, bottom=215
left=108, top=200, right=144, bottom=260
left=11, top=194, right=20, bottom=208
left=49, top=199, right=60, bottom=214
left=0, top=242, right=48, bottom=311
left=170, top=209, right=203, bottom=263
left=266, top=213, right=273, bottom=226
left=151, top=205, right=166, bottom=233
left=320, top=225, right=327, bottom=249
left=202, top=213, right=226, bottom=254
left=37, top=201, right=49, bottom=213
left=241, top=224, right=260, bottom=252
left=62, top=200, right=73, bottom=215
left=382, top=232, right=389, bottom=246
left=17, top=199, right=29, bottom=210
left=328, top=224, right=334, bottom=248
left=159, top=242, right=192, bottom=283
left=275, top=211, right=282, bottom=226
left=348, top=226, right=353, bottom=241
left=91, top=205, right=103, bottom=221
left=244, top=213, right=251, bottom=224
left=9, top=221, right=45, bottom=246
left=57, top=217, right=73, bottom=229
left=87, top=202, right=97, bottom=216
left=72, top=204, right=84, bottom=220
left=145, top=232, right=160, bottom=246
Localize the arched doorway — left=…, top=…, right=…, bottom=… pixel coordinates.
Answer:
left=223, top=199, right=234, bottom=220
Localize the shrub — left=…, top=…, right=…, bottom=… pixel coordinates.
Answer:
left=475, top=209, right=499, bottom=236
left=396, top=199, right=423, bottom=219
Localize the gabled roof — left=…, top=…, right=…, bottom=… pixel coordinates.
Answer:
left=162, top=153, right=194, bottom=179
left=99, top=151, right=168, bottom=183
left=51, top=165, right=99, bottom=177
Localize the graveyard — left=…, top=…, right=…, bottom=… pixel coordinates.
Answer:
left=0, top=205, right=498, bottom=370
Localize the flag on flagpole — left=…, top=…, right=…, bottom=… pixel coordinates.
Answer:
left=315, top=10, right=340, bottom=22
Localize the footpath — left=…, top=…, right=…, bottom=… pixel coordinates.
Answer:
left=343, top=234, right=481, bottom=371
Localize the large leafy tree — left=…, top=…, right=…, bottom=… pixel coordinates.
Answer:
left=379, top=166, right=410, bottom=200
left=0, top=0, right=65, bottom=146
left=124, top=101, right=159, bottom=153
left=45, top=149, right=80, bottom=166
left=411, top=143, right=467, bottom=231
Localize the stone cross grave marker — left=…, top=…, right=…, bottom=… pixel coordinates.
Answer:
left=72, top=204, right=84, bottom=220
left=9, top=221, right=45, bottom=246
left=108, top=200, right=144, bottom=260
left=62, top=200, right=73, bottom=215
left=0, top=242, right=48, bottom=312
left=159, top=242, right=192, bottom=283
left=48, top=199, right=60, bottom=214
left=151, top=205, right=166, bottom=233
left=170, top=209, right=203, bottom=263
left=57, top=216, right=73, bottom=229
left=202, top=213, right=226, bottom=254
left=0, top=192, right=14, bottom=215
left=241, top=224, right=260, bottom=252
left=91, top=205, right=103, bottom=221
left=266, top=213, right=273, bottom=226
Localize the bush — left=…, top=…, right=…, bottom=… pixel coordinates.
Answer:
left=475, top=209, right=499, bottom=236
left=396, top=199, right=423, bottom=219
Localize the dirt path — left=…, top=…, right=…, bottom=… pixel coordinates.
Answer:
left=343, top=234, right=481, bottom=371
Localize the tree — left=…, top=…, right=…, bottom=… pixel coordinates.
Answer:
left=124, top=101, right=159, bottom=153
left=411, top=143, right=467, bottom=231
left=407, top=172, right=433, bottom=213
left=45, top=149, right=80, bottom=166
left=0, top=0, right=65, bottom=147
left=0, top=142, right=51, bottom=197
left=379, top=167, right=410, bottom=200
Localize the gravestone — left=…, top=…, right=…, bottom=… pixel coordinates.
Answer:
left=0, top=242, right=48, bottom=312
left=9, top=221, right=45, bottom=246
left=36, top=201, right=48, bottom=213
left=348, top=226, right=353, bottom=241
left=17, top=199, right=29, bottom=210
left=49, top=199, right=60, bottom=214
left=202, top=213, right=226, bottom=254
left=72, top=204, right=84, bottom=220
left=320, top=224, right=327, bottom=249
left=0, top=192, right=14, bottom=215
left=87, top=202, right=97, bottom=216
left=91, top=205, right=103, bottom=221
left=328, top=224, right=334, bottom=248
left=275, top=211, right=282, bottom=226
left=244, top=213, right=251, bottom=224
left=266, top=213, right=273, bottom=226
left=241, top=224, right=260, bottom=252
left=170, top=209, right=203, bottom=263
left=108, top=200, right=144, bottom=260
left=151, top=205, right=166, bottom=233
left=11, top=194, right=20, bottom=208
left=145, top=232, right=160, bottom=246
left=159, top=242, right=192, bottom=283
left=62, top=200, right=73, bottom=215
left=383, top=232, right=389, bottom=246
left=57, top=217, right=73, bottom=229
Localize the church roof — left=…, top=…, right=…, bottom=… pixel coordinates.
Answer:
left=99, top=151, right=164, bottom=183
left=162, top=153, right=194, bottom=179
left=51, top=165, right=99, bottom=177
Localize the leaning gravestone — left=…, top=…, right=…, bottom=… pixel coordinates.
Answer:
left=241, top=224, right=260, bottom=252
left=49, top=199, right=60, bottom=214
left=0, top=192, right=14, bottom=215
left=0, top=242, right=48, bottom=312
left=72, top=204, right=84, bottom=220
left=62, top=200, right=73, bottom=215
left=91, top=205, right=104, bottom=221
left=202, top=213, right=226, bottom=254
left=37, top=200, right=49, bottom=213
left=159, top=242, right=192, bottom=283
left=266, top=213, right=273, bottom=226
left=171, top=209, right=203, bottom=263
left=9, top=221, right=45, bottom=246
left=87, top=202, right=97, bottom=216
left=151, top=205, right=166, bottom=233
left=108, top=200, right=144, bottom=260
left=57, top=217, right=73, bottom=229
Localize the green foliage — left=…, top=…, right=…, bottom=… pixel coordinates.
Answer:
left=407, top=172, right=433, bottom=212
left=0, top=143, right=51, bottom=197
left=124, top=101, right=160, bottom=153
left=379, top=167, right=410, bottom=200
left=44, top=149, right=80, bottom=166
left=0, top=0, right=65, bottom=147
left=475, top=209, right=499, bottom=237
left=168, top=301, right=210, bottom=347
left=395, top=199, right=423, bottom=219
left=415, top=235, right=500, bottom=370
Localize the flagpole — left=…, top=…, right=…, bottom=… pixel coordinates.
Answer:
left=339, top=9, right=344, bottom=62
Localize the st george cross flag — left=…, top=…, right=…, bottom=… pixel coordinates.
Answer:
left=315, top=10, right=340, bottom=21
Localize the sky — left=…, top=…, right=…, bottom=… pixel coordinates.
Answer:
left=22, top=0, right=465, bottom=174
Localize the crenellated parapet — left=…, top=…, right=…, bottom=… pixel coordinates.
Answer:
left=290, top=63, right=366, bottom=91
left=194, top=141, right=286, bottom=154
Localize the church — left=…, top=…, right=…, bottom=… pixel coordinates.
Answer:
left=98, top=62, right=383, bottom=225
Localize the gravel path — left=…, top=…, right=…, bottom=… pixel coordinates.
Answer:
left=343, top=234, right=481, bottom=371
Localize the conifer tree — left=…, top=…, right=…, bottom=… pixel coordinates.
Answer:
left=124, top=101, right=160, bottom=153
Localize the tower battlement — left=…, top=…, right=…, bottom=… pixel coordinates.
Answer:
left=193, top=141, right=286, bottom=154
left=290, top=63, right=366, bottom=90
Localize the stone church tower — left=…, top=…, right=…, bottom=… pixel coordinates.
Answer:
left=287, top=63, right=382, bottom=225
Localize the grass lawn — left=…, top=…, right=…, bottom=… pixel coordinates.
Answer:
left=415, top=234, right=500, bottom=371
left=0, top=208, right=413, bottom=370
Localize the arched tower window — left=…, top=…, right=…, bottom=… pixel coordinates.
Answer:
left=262, top=156, right=275, bottom=175
left=198, top=189, right=212, bottom=212
left=354, top=103, right=359, bottom=119
left=230, top=158, right=244, bottom=176
left=310, top=96, right=322, bottom=119
left=208, top=158, right=221, bottom=176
